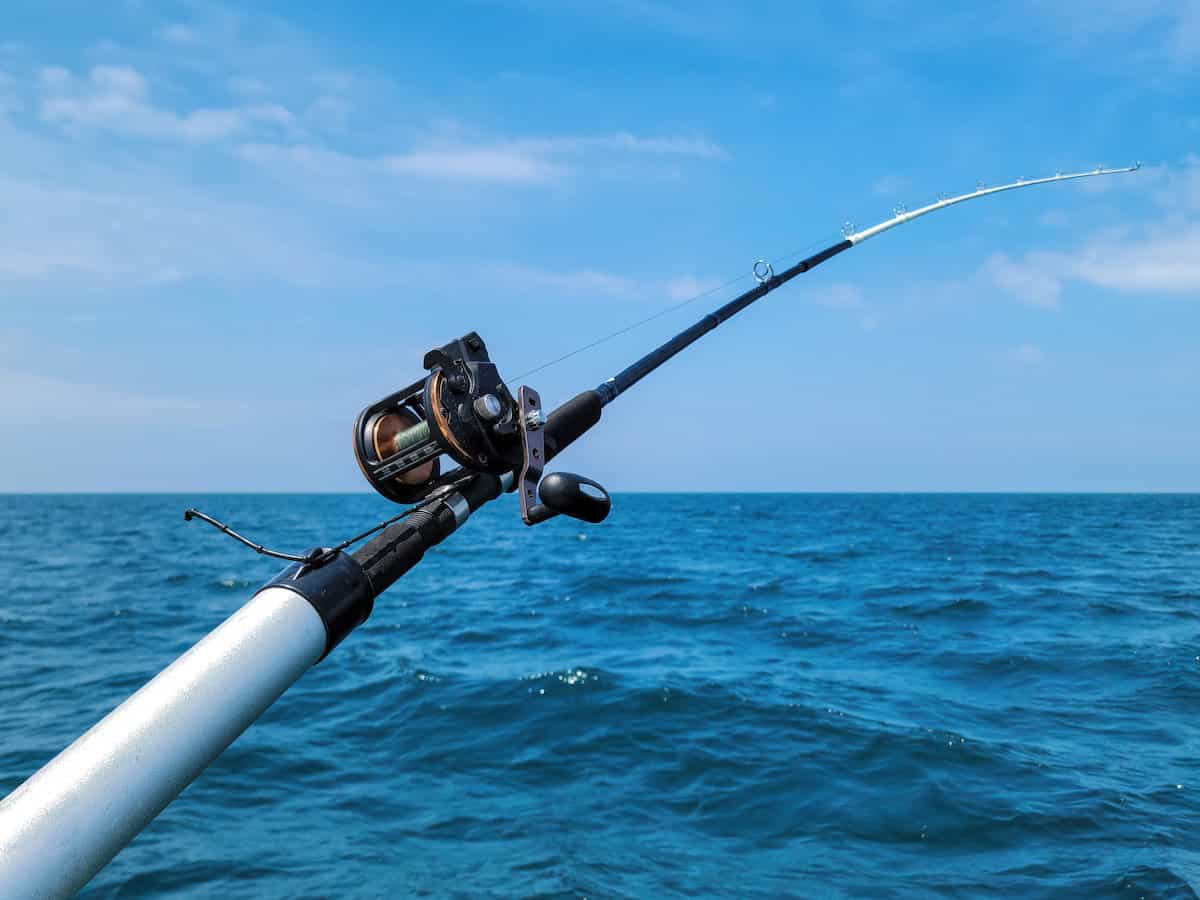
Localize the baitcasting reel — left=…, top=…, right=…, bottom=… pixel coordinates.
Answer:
left=352, top=332, right=610, bottom=526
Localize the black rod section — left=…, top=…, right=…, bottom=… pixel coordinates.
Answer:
left=595, top=239, right=853, bottom=405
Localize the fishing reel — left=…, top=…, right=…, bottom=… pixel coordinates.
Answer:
left=352, top=332, right=610, bottom=526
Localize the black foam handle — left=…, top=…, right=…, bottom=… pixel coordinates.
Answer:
left=544, top=390, right=602, bottom=461
left=352, top=504, right=453, bottom=596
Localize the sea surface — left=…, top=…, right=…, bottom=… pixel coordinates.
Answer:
left=2, top=494, right=1199, bottom=899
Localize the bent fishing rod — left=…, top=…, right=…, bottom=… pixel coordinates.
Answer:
left=0, top=163, right=1139, bottom=898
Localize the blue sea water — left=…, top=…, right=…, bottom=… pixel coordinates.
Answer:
left=2, top=493, right=1199, bottom=898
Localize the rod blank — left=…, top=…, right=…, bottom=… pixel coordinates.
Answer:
left=595, top=163, right=1140, bottom=406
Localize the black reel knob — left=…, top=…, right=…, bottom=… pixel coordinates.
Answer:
left=526, top=472, right=611, bottom=525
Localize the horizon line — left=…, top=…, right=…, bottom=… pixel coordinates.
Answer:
left=2, top=490, right=1198, bottom=497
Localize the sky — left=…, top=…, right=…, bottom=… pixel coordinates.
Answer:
left=1, top=1, right=1197, bottom=492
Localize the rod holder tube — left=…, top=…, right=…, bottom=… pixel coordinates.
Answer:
left=0, top=586, right=327, bottom=899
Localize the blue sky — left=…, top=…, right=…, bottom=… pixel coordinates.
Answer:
left=1, top=1, right=1197, bottom=492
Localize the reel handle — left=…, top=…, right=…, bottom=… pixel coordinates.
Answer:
left=517, top=385, right=610, bottom=526
left=526, top=472, right=611, bottom=525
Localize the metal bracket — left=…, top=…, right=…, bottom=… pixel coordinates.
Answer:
left=516, top=385, right=549, bottom=525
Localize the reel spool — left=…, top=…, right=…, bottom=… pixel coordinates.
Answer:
left=353, top=332, right=525, bottom=504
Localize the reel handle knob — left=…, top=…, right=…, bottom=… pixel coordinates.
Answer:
left=529, top=472, right=611, bottom=524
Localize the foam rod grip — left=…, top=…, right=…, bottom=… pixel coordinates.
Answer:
left=544, top=390, right=602, bottom=461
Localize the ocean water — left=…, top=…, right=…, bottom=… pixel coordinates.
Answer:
left=2, top=493, right=1199, bottom=899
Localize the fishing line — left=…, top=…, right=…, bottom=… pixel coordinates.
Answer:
left=507, top=231, right=842, bottom=384
left=183, top=474, right=475, bottom=562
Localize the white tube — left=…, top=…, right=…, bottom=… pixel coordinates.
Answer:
left=0, top=586, right=326, bottom=899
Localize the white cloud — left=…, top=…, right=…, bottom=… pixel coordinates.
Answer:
left=0, top=370, right=228, bottom=426
left=0, top=169, right=373, bottom=289
left=39, top=66, right=71, bottom=88
left=487, top=263, right=638, bottom=297
left=515, top=131, right=726, bottom=159
left=472, top=265, right=735, bottom=303
left=236, top=141, right=361, bottom=175
left=811, top=282, right=880, bottom=329
left=157, top=24, right=196, bottom=44
left=1070, top=226, right=1200, bottom=293
left=243, top=129, right=725, bottom=186
left=663, top=275, right=720, bottom=301
left=39, top=64, right=293, bottom=142
left=812, top=283, right=865, bottom=309
left=0, top=120, right=709, bottom=297
left=1038, top=209, right=1069, bottom=227
left=1015, top=0, right=1200, bottom=69
left=872, top=174, right=908, bottom=197
left=985, top=252, right=1065, bottom=308
left=383, top=147, right=566, bottom=183
left=988, top=225, right=1200, bottom=305
left=986, top=156, right=1200, bottom=306
left=228, top=76, right=268, bottom=97
left=0, top=326, right=253, bottom=426
left=306, top=93, right=350, bottom=132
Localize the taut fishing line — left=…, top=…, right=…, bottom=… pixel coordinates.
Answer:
left=508, top=232, right=840, bottom=384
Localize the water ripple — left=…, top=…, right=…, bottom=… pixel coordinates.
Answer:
left=1, top=493, right=1198, bottom=898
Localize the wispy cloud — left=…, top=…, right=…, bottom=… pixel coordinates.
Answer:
left=156, top=23, right=196, bottom=44
left=39, top=64, right=293, bottom=141
left=872, top=174, right=909, bottom=197
left=0, top=131, right=706, bottom=301
left=1, top=106, right=716, bottom=297
left=988, top=225, right=1200, bottom=305
left=0, top=369, right=237, bottom=426
left=1019, top=0, right=1200, bottom=70
left=812, top=283, right=866, bottom=310
left=810, top=282, right=880, bottom=329
left=383, top=147, right=566, bottom=183
left=663, top=275, right=721, bottom=301
left=0, top=327, right=252, bottom=429
left=985, top=251, right=1067, bottom=308
left=0, top=166, right=374, bottom=289
left=241, top=129, right=725, bottom=186
left=487, top=263, right=639, bottom=297
left=514, top=132, right=726, bottom=159
left=987, top=156, right=1200, bottom=306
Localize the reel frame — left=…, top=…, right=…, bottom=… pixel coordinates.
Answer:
left=352, top=332, right=521, bottom=504
left=352, top=331, right=610, bottom=526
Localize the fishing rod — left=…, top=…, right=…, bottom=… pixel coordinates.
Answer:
left=0, top=163, right=1139, bottom=898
